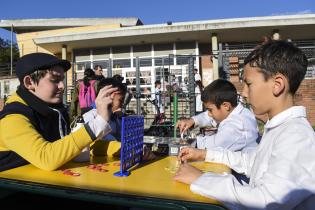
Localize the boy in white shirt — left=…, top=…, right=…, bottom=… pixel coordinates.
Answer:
left=175, top=40, right=315, bottom=210
left=176, top=79, right=258, bottom=151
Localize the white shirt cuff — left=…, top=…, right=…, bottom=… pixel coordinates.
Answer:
left=192, top=111, right=216, bottom=128
left=87, top=115, right=112, bottom=139
left=205, top=148, right=224, bottom=163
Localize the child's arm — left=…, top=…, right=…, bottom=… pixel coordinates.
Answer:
left=176, top=111, right=216, bottom=134
left=204, top=147, right=256, bottom=176
left=178, top=147, right=207, bottom=163
left=1, top=114, right=96, bottom=171
left=191, top=111, right=216, bottom=128
left=189, top=126, right=315, bottom=210
left=197, top=119, right=254, bottom=151
left=173, top=163, right=203, bottom=184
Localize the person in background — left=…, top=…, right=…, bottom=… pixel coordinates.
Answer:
left=69, top=68, right=97, bottom=123
left=94, top=65, right=105, bottom=80
left=175, top=40, right=315, bottom=210
left=195, top=80, right=203, bottom=114
left=180, top=76, right=189, bottom=94
left=194, top=68, right=201, bottom=82
left=154, top=80, right=164, bottom=115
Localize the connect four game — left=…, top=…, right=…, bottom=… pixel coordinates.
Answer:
left=114, top=115, right=144, bottom=177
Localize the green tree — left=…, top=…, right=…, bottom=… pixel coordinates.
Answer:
left=0, top=37, right=19, bottom=64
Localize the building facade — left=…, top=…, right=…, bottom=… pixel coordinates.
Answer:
left=0, top=15, right=315, bottom=125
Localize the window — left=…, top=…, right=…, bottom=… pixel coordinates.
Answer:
left=155, top=67, right=170, bottom=82
left=154, top=57, right=174, bottom=66
left=75, top=62, right=92, bottom=72
left=113, top=59, right=131, bottom=68
left=176, top=56, right=190, bottom=65
left=133, top=58, right=152, bottom=67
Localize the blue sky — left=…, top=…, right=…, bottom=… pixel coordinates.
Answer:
left=1, top=0, right=314, bottom=41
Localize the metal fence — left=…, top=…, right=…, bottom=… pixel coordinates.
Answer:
left=70, top=55, right=200, bottom=132
left=219, top=44, right=315, bottom=81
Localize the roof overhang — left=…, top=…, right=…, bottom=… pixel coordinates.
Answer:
left=0, top=18, right=143, bottom=33
left=6, top=15, right=315, bottom=53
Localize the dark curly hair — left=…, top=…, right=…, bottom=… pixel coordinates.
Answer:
left=201, top=79, right=237, bottom=109
left=244, top=40, right=308, bottom=94
left=97, top=78, right=127, bottom=96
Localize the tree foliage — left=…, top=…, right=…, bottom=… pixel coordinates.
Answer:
left=0, top=37, right=19, bottom=64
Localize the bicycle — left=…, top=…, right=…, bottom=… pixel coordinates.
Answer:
left=144, top=96, right=173, bottom=137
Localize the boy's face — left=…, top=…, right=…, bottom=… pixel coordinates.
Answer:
left=242, top=64, right=274, bottom=116
left=30, top=66, right=65, bottom=104
left=204, top=101, right=231, bottom=123
left=111, top=91, right=124, bottom=111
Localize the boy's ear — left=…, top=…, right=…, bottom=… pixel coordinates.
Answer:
left=23, top=76, right=36, bottom=91
left=272, top=74, right=286, bottom=96
left=222, top=102, right=232, bottom=112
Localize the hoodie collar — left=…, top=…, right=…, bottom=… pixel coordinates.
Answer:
left=16, top=86, right=64, bottom=117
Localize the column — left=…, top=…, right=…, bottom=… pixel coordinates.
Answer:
left=212, top=34, right=219, bottom=80
left=62, top=45, right=67, bottom=104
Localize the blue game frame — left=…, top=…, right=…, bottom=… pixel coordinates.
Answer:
left=114, top=115, right=144, bottom=177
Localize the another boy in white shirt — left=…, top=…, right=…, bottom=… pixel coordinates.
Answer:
left=175, top=40, right=315, bottom=210
left=176, top=79, right=258, bottom=151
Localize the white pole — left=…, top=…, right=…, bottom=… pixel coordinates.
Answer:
left=10, top=24, right=13, bottom=76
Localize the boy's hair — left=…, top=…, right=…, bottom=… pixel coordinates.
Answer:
left=83, top=68, right=95, bottom=86
left=244, top=40, right=308, bottom=94
left=24, top=65, right=67, bottom=86
left=94, top=65, right=102, bottom=70
left=113, top=74, right=124, bottom=82
left=155, top=80, right=161, bottom=86
left=97, top=78, right=127, bottom=96
left=201, top=79, right=237, bottom=108
left=28, top=69, right=50, bottom=85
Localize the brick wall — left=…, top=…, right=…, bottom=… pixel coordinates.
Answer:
left=294, top=79, right=315, bottom=125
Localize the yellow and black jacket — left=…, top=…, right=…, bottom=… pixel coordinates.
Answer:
left=0, top=87, right=96, bottom=171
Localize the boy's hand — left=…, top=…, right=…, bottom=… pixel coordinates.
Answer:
left=173, top=163, right=203, bottom=184
left=95, top=85, right=118, bottom=121
left=176, top=118, right=195, bottom=134
left=178, top=147, right=207, bottom=162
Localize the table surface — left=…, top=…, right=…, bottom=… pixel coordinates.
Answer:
left=0, top=156, right=230, bottom=209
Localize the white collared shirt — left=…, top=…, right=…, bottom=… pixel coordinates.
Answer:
left=191, top=106, right=315, bottom=210
left=192, top=103, right=259, bottom=151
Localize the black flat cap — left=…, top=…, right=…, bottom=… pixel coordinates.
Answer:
left=16, top=53, right=71, bottom=81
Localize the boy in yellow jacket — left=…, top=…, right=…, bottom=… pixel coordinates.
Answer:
left=0, top=53, right=117, bottom=171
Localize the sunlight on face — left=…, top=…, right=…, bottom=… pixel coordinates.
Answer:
left=242, top=64, right=273, bottom=116
left=204, top=101, right=228, bottom=123
left=111, top=91, right=124, bottom=111
left=33, top=66, right=65, bottom=104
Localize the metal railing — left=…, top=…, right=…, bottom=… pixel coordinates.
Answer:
left=0, top=63, right=16, bottom=77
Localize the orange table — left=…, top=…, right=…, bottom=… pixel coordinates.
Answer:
left=0, top=156, right=230, bottom=210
